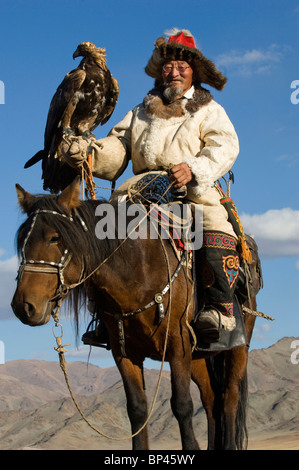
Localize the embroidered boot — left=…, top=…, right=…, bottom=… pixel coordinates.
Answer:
left=194, top=230, right=239, bottom=343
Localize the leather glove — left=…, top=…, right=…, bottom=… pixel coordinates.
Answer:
left=61, top=134, right=93, bottom=169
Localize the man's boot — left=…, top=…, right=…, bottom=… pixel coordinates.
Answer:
left=194, top=230, right=239, bottom=343
left=81, top=298, right=110, bottom=349
left=81, top=318, right=110, bottom=349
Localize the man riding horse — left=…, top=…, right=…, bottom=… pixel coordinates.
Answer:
left=62, top=28, right=241, bottom=344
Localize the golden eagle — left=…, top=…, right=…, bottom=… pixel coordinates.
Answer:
left=25, top=41, right=119, bottom=193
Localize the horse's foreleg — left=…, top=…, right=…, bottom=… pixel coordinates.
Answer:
left=169, top=350, right=200, bottom=450
left=115, top=356, right=149, bottom=450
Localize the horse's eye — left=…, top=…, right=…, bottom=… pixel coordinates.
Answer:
left=49, top=235, right=60, bottom=244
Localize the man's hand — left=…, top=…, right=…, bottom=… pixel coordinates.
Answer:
left=169, top=162, right=193, bottom=188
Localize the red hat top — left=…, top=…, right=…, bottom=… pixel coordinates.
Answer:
left=145, top=28, right=227, bottom=91
left=168, top=31, right=196, bottom=49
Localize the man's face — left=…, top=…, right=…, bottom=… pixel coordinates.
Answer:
left=161, top=60, right=193, bottom=99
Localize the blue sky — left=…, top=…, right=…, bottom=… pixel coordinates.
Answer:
left=0, top=0, right=298, bottom=368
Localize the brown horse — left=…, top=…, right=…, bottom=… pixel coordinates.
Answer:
left=11, top=177, right=257, bottom=450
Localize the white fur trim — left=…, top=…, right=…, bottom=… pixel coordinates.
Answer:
left=184, top=156, right=215, bottom=196
left=164, top=28, right=193, bottom=38
left=209, top=309, right=236, bottom=332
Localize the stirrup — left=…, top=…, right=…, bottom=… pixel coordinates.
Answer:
left=81, top=318, right=111, bottom=350
left=194, top=308, right=222, bottom=343
left=194, top=307, right=236, bottom=344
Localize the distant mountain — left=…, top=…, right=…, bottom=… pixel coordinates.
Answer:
left=0, top=360, right=121, bottom=412
left=0, top=337, right=298, bottom=450
left=248, top=336, right=299, bottom=392
left=246, top=337, right=299, bottom=441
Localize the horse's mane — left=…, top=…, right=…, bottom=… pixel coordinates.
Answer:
left=16, top=193, right=135, bottom=335
left=16, top=195, right=125, bottom=267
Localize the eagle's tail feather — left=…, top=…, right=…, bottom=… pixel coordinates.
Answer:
left=24, top=150, right=45, bottom=168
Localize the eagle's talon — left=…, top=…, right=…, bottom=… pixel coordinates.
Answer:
left=82, top=130, right=95, bottom=141
left=63, top=127, right=74, bottom=136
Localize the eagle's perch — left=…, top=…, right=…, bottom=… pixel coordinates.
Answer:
left=25, top=41, right=119, bottom=194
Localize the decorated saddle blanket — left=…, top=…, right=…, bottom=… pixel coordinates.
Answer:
left=128, top=173, right=193, bottom=255
left=110, top=173, right=263, bottom=353
left=121, top=173, right=263, bottom=299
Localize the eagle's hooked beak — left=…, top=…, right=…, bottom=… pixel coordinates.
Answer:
left=73, top=48, right=80, bottom=59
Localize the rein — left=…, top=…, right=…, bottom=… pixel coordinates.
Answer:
left=122, top=250, right=186, bottom=319
left=17, top=201, right=186, bottom=324
left=17, top=174, right=191, bottom=441
left=104, top=250, right=187, bottom=357
left=53, top=233, right=177, bottom=442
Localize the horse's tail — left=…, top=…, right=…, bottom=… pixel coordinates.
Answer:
left=210, top=353, right=248, bottom=450
left=235, top=370, right=248, bottom=450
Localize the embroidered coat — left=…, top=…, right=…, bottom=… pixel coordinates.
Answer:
left=90, top=86, right=239, bottom=203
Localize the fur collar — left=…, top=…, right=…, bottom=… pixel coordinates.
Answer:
left=143, top=85, right=213, bottom=120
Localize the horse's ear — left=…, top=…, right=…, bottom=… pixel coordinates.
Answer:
left=57, top=176, right=81, bottom=212
left=15, top=184, right=36, bottom=213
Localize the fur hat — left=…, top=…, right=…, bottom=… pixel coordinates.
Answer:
left=145, top=28, right=227, bottom=91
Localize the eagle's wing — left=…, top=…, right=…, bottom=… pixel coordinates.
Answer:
left=25, top=41, right=119, bottom=195
left=41, top=68, right=87, bottom=193
left=24, top=67, right=86, bottom=169
left=44, top=67, right=86, bottom=156
left=99, top=76, right=120, bottom=126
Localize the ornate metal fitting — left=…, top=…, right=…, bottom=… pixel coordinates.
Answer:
left=155, top=293, right=165, bottom=321
left=155, top=293, right=164, bottom=304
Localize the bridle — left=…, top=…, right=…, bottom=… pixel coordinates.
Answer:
left=16, top=199, right=188, bottom=331
left=16, top=208, right=86, bottom=312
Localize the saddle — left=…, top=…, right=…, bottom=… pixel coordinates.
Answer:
left=82, top=173, right=263, bottom=353
left=131, top=173, right=264, bottom=352
left=130, top=173, right=192, bottom=254
left=130, top=173, right=263, bottom=300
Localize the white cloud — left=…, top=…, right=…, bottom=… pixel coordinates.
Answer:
left=276, top=153, right=299, bottom=168
left=68, top=344, right=111, bottom=361
left=216, top=44, right=283, bottom=75
left=241, top=208, right=299, bottom=259
left=252, top=322, right=272, bottom=342
left=1, top=207, right=299, bottom=323
left=0, top=255, right=18, bottom=273
left=0, top=254, right=18, bottom=320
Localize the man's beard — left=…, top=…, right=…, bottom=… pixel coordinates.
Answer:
left=163, top=85, right=184, bottom=102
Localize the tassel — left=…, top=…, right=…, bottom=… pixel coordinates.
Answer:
left=220, top=197, right=252, bottom=264
left=237, top=236, right=253, bottom=264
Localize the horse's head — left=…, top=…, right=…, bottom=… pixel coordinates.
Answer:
left=11, top=177, right=82, bottom=326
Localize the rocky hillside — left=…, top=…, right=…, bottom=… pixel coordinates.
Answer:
left=0, top=337, right=298, bottom=450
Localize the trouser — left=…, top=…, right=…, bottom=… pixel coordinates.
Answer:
left=111, top=174, right=239, bottom=314
left=197, top=230, right=239, bottom=318
left=111, top=174, right=237, bottom=239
